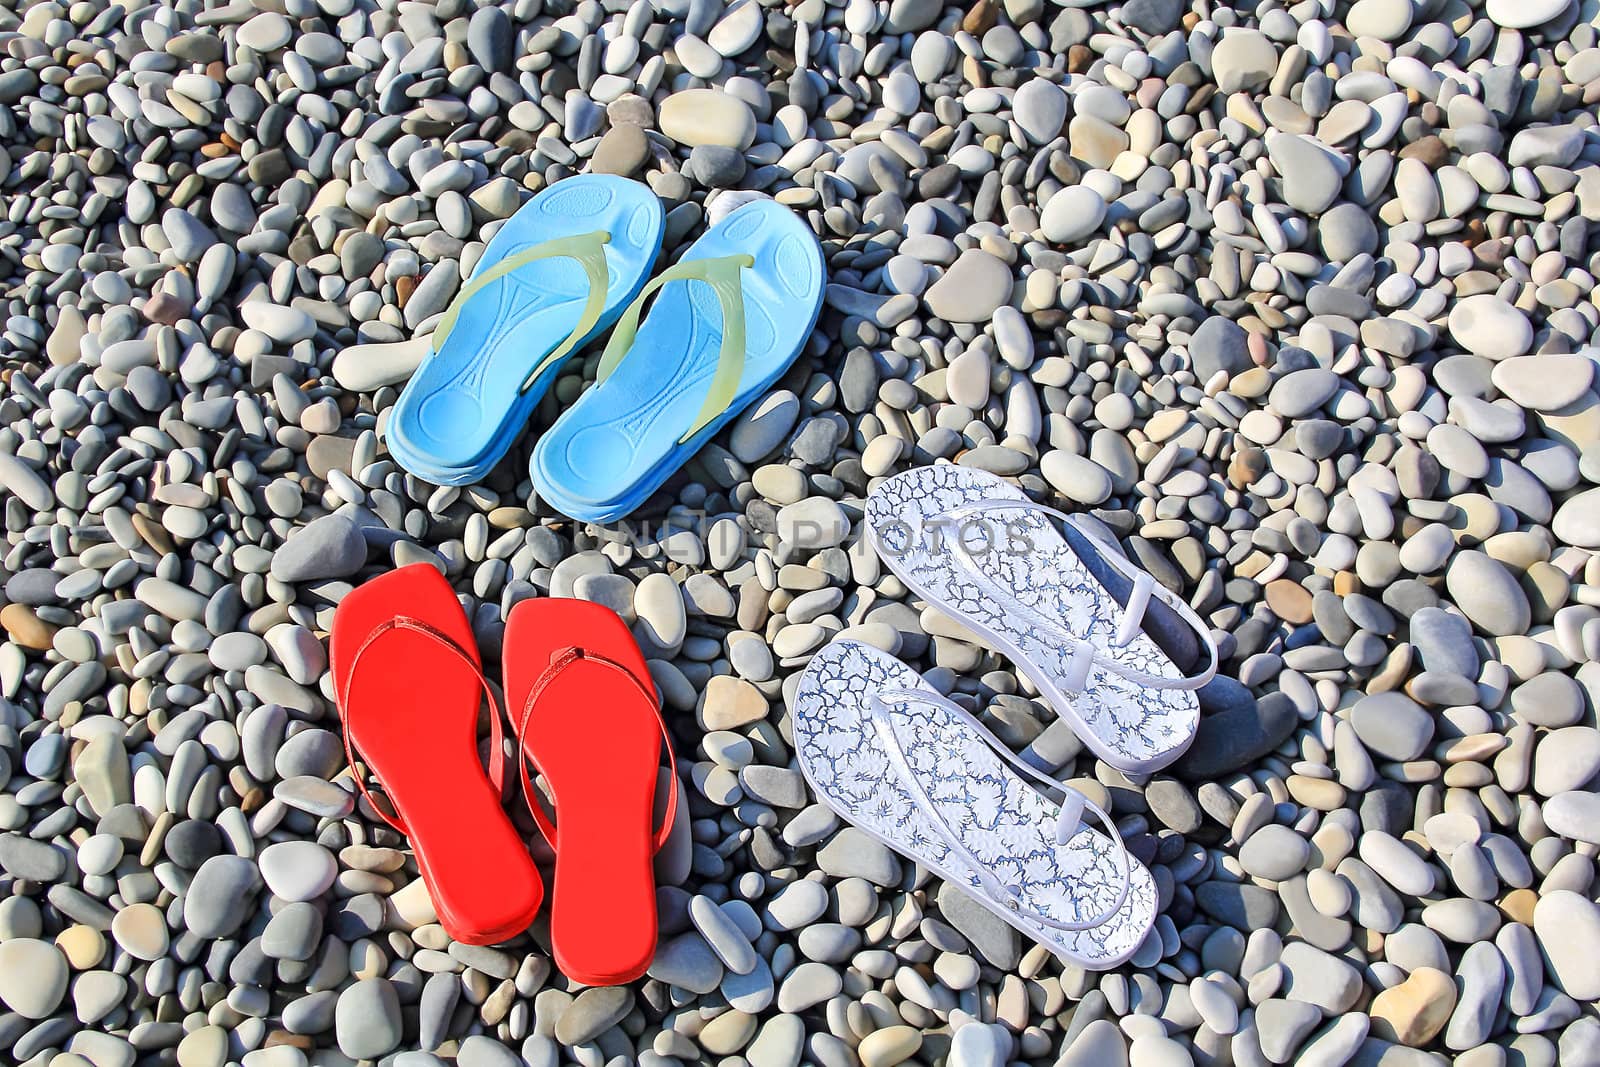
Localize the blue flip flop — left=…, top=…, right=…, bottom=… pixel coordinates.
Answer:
left=386, top=176, right=665, bottom=486
left=530, top=199, right=825, bottom=522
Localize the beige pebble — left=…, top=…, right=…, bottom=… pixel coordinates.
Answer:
left=55, top=925, right=106, bottom=970
left=1369, top=967, right=1456, bottom=1046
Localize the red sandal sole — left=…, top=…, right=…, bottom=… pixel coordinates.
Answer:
left=331, top=564, right=544, bottom=945
left=505, top=598, right=669, bottom=985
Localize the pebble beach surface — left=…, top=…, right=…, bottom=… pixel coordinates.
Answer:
left=2, top=0, right=1600, bottom=1065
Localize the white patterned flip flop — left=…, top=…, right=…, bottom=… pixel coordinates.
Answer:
left=790, top=639, right=1157, bottom=969
left=864, top=463, right=1218, bottom=774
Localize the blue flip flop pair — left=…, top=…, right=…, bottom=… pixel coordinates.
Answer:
left=385, top=176, right=826, bottom=523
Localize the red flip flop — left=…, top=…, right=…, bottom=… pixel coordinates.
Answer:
left=503, top=598, right=679, bottom=986
left=330, top=564, right=544, bottom=944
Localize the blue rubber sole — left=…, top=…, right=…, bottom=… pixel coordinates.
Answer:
left=386, top=176, right=665, bottom=486
left=530, top=199, right=825, bottom=523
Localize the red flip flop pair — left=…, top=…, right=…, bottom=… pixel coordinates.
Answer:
left=329, top=564, right=678, bottom=985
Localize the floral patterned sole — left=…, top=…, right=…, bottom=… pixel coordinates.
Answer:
left=790, top=639, right=1158, bottom=969
left=865, top=463, right=1207, bottom=774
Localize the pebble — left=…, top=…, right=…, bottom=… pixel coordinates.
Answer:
left=1358, top=832, right=1436, bottom=897
left=649, top=932, right=724, bottom=993
left=184, top=856, right=261, bottom=939
left=332, top=337, right=430, bottom=392
left=777, top=961, right=843, bottom=1012
left=1280, top=942, right=1363, bottom=1013
left=1196, top=881, right=1280, bottom=929
left=1178, top=692, right=1298, bottom=779
left=1446, top=551, right=1531, bottom=637
left=1040, top=186, right=1107, bottom=245
left=1543, top=790, right=1600, bottom=844
left=1349, top=692, right=1434, bottom=761
left=1, top=0, right=1597, bottom=1063
left=659, top=89, right=755, bottom=149
left=110, top=902, right=169, bottom=961
left=1493, top=356, right=1594, bottom=412
left=1552, top=486, right=1600, bottom=548
left=336, top=978, right=402, bottom=1060
left=270, top=514, right=368, bottom=583
left=1268, top=134, right=1344, bottom=215
left=775, top=498, right=850, bottom=549
left=1058, top=1021, right=1127, bottom=1067
left=690, top=894, right=758, bottom=974
left=0, top=834, right=66, bottom=881
left=767, top=880, right=829, bottom=930
left=1129, top=1036, right=1192, bottom=1067
left=260, top=841, right=338, bottom=902
left=556, top=987, right=632, bottom=1045
left=1013, top=80, right=1068, bottom=145
left=924, top=251, right=1013, bottom=323
left=0, top=453, right=55, bottom=511
left=859, top=1026, right=921, bottom=1067
left=1408, top=608, right=1478, bottom=677
left=722, top=957, right=776, bottom=1014
left=816, top=828, right=901, bottom=885
left=1347, top=0, right=1414, bottom=38
left=1257, top=999, right=1324, bottom=1062
left=1188, top=316, right=1251, bottom=382
left=710, top=1, right=763, bottom=56
left=700, top=675, right=768, bottom=730
left=1486, top=0, right=1574, bottom=28
left=748, top=1014, right=805, bottom=1067
left=1210, top=30, right=1278, bottom=92
left=1041, top=451, right=1114, bottom=506
left=1445, top=941, right=1505, bottom=1051
left=947, top=1025, right=1008, bottom=1067
left=238, top=12, right=293, bottom=52
left=937, top=883, right=1021, bottom=969
left=1121, top=0, right=1184, bottom=34
left=592, top=125, right=652, bottom=177
left=1239, top=824, right=1311, bottom=881
left=0, top=939, right=68, bottom=1019
left=1448, top=295, right=1533, bottom=360
left=177, top=1026, right=229, bottom=1067
left=1533, top=891, right=1600, bottom=1001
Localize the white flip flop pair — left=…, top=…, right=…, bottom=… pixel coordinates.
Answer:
left=790, top=464, right=1220, bottom=968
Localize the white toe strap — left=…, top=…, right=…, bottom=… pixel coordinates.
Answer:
left=867, top=687, right=1134, bottom=932
left=1054, top=787, right=1086, bottom=845
left=1061, top=639, right=1096, bottom=695
left=1115, top=572, right=1157, bottom=648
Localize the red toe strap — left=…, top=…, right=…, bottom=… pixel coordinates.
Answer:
left=514, top=646, right=680, bottom=854
left=338, top=615, right=507, bottom=837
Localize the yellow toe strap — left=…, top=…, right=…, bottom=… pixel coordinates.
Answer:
left=596, top=253, right=755, bottom=445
